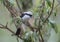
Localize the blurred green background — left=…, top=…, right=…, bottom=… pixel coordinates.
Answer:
left=0, top=0, right=60, bottom=42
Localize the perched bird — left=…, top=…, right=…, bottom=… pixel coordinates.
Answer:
left=20, top=11, right=32, bottom=22
left=15, top=11, right=33, bottom=36
left=20, top=11, right=33, bottom=26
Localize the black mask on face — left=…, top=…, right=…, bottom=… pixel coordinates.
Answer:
left=20, top=13, right=32, bottom=18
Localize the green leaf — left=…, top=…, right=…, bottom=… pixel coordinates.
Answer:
left=50, top=23, right=58, bottom=33
left=54, top=12, right=56, bottom=16
left=46, top=0, right=51, bottom=7
left=54, top=9, right=57, bottom=16
left=24, top=31, right=33, bottom=42
left=24, top=31, right=39, bottom=42
left=48, top=19, right=58, bottom=33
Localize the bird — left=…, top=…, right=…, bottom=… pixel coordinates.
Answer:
left=15, top=11, right=33, bottom=36
left=20, top=11, right=32, bottom=22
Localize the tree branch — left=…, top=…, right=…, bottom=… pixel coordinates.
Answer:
left=43, top=0, right=55, bottom=24
left=37, top=0, right=45, bottom=42
left=3, top=0, right=37, bottom=32
left=0, top=23, right=24, bottom=40
left=3, top=0, right=19, bottom=17
left=16, top=0, right=22, bottom=13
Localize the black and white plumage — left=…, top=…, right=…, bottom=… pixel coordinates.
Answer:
left=15, top=11, right=33, bottom=36
left=20, top=11, right=32, bottom=22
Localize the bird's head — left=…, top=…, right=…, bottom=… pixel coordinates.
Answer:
left=20, top=11, right=33, bottom=22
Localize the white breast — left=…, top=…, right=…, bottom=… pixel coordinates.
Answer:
left=22, top=15, right=30, bottom=22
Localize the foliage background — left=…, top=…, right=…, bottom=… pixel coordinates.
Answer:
left=0, top=0, right=60, bottom=42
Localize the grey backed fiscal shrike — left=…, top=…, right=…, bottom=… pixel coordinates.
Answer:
left=15, top=11, right=33, bottom=35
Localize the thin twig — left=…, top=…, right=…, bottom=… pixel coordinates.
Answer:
left=3, top=0, right=18, bottom=17
left=3, top=0, right=24, bottom=39
left=0, top=24, right=5, bottom=27
left=39, top=28, right=44, bottom=42
left=43, top=0, right=55, bottom=24
left=16, top=37, right=19, bottom=42
left=38, top=0, right=45, bottom=42
left=38, top=0, right=55, bottom=41
left=0, top=23, right=24, bottom=40
left=16, top=0, right=22, bottom=13
left=40, top=0, right=45, bottom=20
left=54, top=3, right=60, bottom=9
